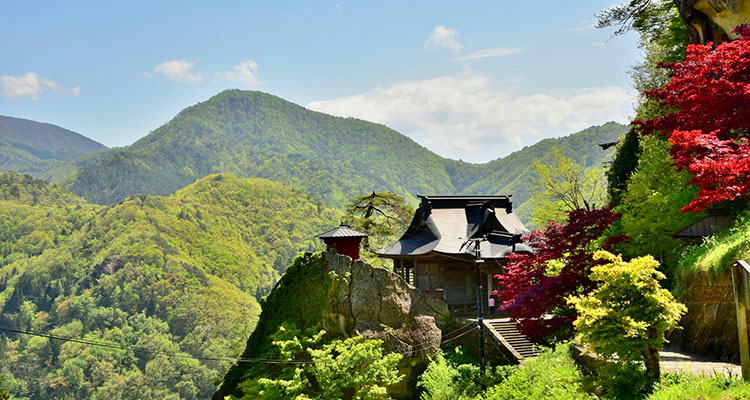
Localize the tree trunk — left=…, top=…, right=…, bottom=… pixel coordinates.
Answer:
left=643, top=346, right=661, bottom=382
left=643, top=327, right=661, bottom=382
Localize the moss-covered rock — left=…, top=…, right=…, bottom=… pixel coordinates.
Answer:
left=214, top=251, right=449, bottom=399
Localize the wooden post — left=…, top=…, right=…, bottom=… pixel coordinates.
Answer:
left=731, top=260, right=750, bottom=381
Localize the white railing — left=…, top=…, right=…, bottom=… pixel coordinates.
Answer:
left=731, top=260, right=750, bottom=380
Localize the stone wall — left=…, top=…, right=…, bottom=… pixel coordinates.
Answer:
left=672, top=270, right=740, bottom=362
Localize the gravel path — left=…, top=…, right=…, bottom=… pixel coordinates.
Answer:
left=660, top=350, right=742, bottom=377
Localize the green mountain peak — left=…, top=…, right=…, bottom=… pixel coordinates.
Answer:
left=62, top=89, right=626, bottom=212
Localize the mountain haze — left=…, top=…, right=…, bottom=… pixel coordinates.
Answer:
left=0, top=115, right=107, bottom=179
left=64, top=90, right=626, bottom=212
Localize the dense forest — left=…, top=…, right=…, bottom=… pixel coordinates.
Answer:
left=0, top=172, right=338, bottom=399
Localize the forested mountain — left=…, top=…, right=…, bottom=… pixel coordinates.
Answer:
left=63, top=90, right=626, bottom=212
left=0, top=90, right=626, bottom=399
left=461, top=123, right=625, bottom=220
left=0, top=115, right=107, bottom=178
left=0, top=172, right=338, bottom=399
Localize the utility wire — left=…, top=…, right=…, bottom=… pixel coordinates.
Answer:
left=0, top=323, right=479, bottom=365
left=0, top=326, right=310, bottom=365
left=387, top=321, right=477, bottom=355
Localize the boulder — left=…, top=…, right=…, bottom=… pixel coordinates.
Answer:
left=322, top=251, right=450, bottom=398
left=214, top=252, right=450, bottom=400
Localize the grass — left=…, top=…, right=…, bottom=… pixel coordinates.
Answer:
left=648, top=372, right=750, bottom=400
left=676, top=211, right=750, bottom=275
left=487, top=343, right=596, bottom=400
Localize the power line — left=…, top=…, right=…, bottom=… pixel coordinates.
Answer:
left=0, top=326, right=310, bottom=365
left=0, top=323, right=478, bottom=365
left=389, top=321, right=477, bottom=355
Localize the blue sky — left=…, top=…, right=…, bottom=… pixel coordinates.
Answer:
left=1, top=1, right=640, bottom=162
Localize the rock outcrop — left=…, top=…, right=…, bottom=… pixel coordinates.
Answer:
left=676, top=0, right=750, bottom=44
left=214, top=251, right=450, bottom=399
left=322, top=252, right=450, bottom=397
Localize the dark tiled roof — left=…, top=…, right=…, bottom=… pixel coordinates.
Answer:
left=316, top=224, right=368, bottom=238
left=674, top=214, right=733, bottom=238
left=598, top=141, right=620, bottom=150
left=378, top=195, right=530, bottom=259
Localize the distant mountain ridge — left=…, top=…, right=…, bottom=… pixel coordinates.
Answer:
left=0, top=115, right=107, bottom=177
left=61, top=90, right=626, bottom=213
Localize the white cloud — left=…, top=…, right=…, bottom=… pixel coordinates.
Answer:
left=564, top=18, right=597, bottom=33
left=307, top=72, right=634, bottom=161
left=152, top=59, right=202, bottom=84
left=215, top=60, right=259, bottom=87
left=456, top=47, right=525, bottom=61
left=425, top=25, right=463, bottom=53
left=335, top=4, right=342, bottom=11
left=1, top=72, right=80, bottom=100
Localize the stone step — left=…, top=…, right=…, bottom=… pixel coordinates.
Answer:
left=483, top=320, right=539, bottom=361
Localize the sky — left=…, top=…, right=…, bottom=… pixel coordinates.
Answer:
left=0, top=1, right=641, bottom=163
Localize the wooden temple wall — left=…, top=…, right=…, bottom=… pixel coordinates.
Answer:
left=392, top=258, right=504, bottom=312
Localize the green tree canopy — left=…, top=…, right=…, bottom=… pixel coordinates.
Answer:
left=527, top=148, right=606, bottom=226
left=613, top=135, right=702, bottom=277
left=243, top=325, right=403, bottom=400
left=341, top=191, right=413, bottom=249
left=568, top=250, right=687, bottom=382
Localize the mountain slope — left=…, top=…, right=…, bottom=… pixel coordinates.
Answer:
left=0, top=172, right=339, bottom=399
left=460, top=122, right=625, bottom=220
left=67, top=90, right=456, bottom=205
left=65, top=90, right=626, bottom=211
left=0, top=115, right=107, bottom=177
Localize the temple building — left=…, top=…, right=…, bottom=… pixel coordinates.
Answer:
left=377, top=195, right=531, bottom=312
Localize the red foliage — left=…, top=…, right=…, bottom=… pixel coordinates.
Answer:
left=495, top=208, right=623, bottom=340
left=635, top=26, right=750, bottom=212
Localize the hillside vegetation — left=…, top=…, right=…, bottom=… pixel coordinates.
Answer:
left=60, top=90, right=625, bottom=213
left=0, top=172, right=338, bottom=399
left=0, top=115, right=106, bottom=178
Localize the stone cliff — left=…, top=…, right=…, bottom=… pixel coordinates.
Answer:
left=677, top=0, right=750, bottom=44
left=214, top=251, right=450, bottom=399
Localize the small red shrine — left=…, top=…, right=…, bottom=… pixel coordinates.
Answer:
left=316, top=224, right=368, bottom=260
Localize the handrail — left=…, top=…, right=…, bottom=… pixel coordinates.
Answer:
left=483, top=319, right=524, bottom=362
left=731, top=260, right=750, bottom=381
left=735, top=260, right=750, bottom=275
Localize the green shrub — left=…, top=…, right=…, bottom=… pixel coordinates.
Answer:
left=418, top=347, right=515, bottom=400
left=418, top=352, right=461, bottom=400
left=0, top=377, right=9, bottom=400
left=487, top=343, right=595, bottom=400
left=569, top=251, right=686, bottom=382
left=240, top=324, right=403, bottom=400
left=596, top=362, right=651, bottom=399
left=648, top=373, right=750, bottom=400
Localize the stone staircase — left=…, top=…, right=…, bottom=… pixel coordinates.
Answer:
left=485, top=318, right=540, bottom=361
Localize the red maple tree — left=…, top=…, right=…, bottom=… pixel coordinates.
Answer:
left=495, top=208, right=624, bottom=339
left=636, top=26, right=750, bottom=212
